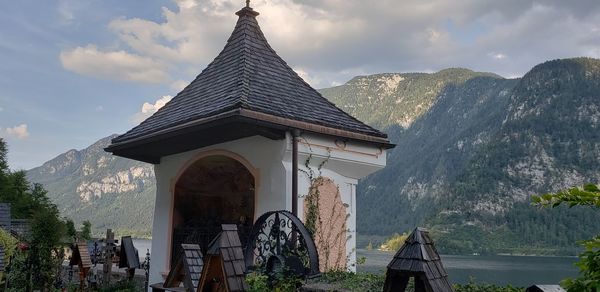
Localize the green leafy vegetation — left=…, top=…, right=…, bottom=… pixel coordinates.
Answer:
left=453, top=280, right=522, bottom=292
left=318, top=270, right=386, bottom=291
left=322, top=58, right=600, bottom=255
left=23, top=57, right=600, bottom=256
left=245, top=269, right=302, bottom=292
left=313, top=271, right=523, bottom=292
left=26, top=135, right=155, bottom=238
left=533, top=184, right=600, bottom=291
left=379, top=232, right=409, bottom=252
left=246, top=272, right=270, bottom=292
left=0, top=137, right=69, bottom=290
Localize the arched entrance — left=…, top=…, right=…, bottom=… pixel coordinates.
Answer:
left=170, top=154, right=256, bottom=267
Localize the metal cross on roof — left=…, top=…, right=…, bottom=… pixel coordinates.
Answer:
left=246, top=0, right=250, bottom=7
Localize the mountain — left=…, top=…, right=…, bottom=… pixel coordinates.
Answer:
left=27, top=58, right=600, bottom=254
left=320, top=68, right=501, bottom=129
left=27, top=135, right=155, bottom=237
left=321, top=58, right=600, bottom=255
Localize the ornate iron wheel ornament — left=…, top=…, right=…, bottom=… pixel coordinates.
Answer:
left=244, top=210, right=320, bottom=278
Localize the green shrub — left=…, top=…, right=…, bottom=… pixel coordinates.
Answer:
left=453, top=280, right=523, bottom=292
left=380, top=233, right=409, bottom=252
left=320, top=271, right=385, bottom=291
left=246, top=271, right=269, bottom=292
left=99, top=279, right=138, bottom=292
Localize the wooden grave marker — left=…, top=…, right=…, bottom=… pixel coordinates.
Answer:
left=384, top=227, right=453, bottom=292
left=152, top=244, right=203, bottom=292
left=119, top=236, right=141, bottom=279
left=198, top=224, right=248, bottom=292
left=69, top=241, right=93, bottom=289
left=101, top=229, right=118, bottom=285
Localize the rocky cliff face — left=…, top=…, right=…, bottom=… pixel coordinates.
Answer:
left=28, top=58, right=600, bottom=252
left=321, top=58, right=600, bottom=255
left=27, top=135, right=155, bottom=236
left=320, top=69, right=501, bottom=129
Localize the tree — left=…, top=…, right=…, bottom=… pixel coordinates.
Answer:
left=0, top=138, right=68, bottom=290
left=65, top=219, right=76, bottom=240
left=81, top=220, right=92, bottom=240
left=533, top=184, right=600, bottom=291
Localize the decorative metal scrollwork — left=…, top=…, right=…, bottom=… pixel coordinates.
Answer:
left=244, top=210, right=320, bottom=278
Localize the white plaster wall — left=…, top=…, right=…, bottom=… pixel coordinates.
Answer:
left=148, top=132, right=386, bottom=284
left=148, top=135, right=289, bottom=285
left=293, top=133, right=386, bottom=272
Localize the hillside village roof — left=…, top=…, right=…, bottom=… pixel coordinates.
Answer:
left=106, top=4, right=392, bottom=163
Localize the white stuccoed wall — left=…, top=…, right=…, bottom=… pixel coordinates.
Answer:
left=148, top=132, right=386, bottom=286
left=294, top=133, right=387, bottom=271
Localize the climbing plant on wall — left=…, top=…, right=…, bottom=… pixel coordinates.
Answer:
left=299, top=138, right=351, bottom=271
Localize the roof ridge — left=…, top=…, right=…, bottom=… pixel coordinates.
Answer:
left=237, top=16, right=253, bottom=108
left=241, top=15, right=386, bottom=138
left=108, top=4, right=391, bottom=148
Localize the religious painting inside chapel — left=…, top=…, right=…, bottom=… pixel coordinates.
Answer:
left=171, top=155, right=255, bottom=267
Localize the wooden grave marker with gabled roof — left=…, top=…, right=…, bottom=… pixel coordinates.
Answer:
left=384, top=227, right=454, bottom=292
left=198, top=224, right=248, bottom=292
left=119, top=236, right=141, bottom=280
left=152, top=244, right=204, bottom=292
left=70, top=241, right=93, bottom=289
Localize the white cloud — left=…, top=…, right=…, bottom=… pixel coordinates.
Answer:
left=1, top=124, right=30, bottom=140
left=490, top=53, right=507, bottom=60
left=133, top=95, right=173, bottom=123
left=293, top=67, right=320, bottom=86
left=57, top=0, right=75, bottom=25
left=60, top=45, right=169, bottom=84
left=59, top=0, right=600, bottom=87
left=170, top=80, right=189, bottom=92
left=95, top=105, right=104, bottom=112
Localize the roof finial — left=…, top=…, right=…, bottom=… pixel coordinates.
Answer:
left=236, top=0, right=259, bottom=17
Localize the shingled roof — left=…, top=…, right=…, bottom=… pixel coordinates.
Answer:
left=163, top=244, right=204, bottom=291
left=202, top=224, right=248, bottom=292
left=107, top=4, right=391, bottom=163
left=384, top=227, right=453, bottom=292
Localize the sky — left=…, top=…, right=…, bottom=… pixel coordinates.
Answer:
left=1, top=0, right=599, bottom=170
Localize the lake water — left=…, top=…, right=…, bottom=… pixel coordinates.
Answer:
left=357, top=249, right=578, bottom=286
left=132, top=239, right=578, bottom=287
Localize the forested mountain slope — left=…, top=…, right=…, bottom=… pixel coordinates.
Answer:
left=28, top=58, right=600, bottom=254
left=27, top=135, right=155, bottom=237
left=321, top=58, right=600, bottom=254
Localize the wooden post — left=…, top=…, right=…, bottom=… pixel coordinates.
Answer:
left=102, top=229, right=116, bottom=285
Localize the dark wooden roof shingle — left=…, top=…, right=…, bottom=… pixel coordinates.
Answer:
left=205, top=224, right=248, bottom=292
left=384, top=227, right=453, bottom=292
left=164, top=244, right=204, bottom=292
left=70, top=241, right=92, bottom=269
left=111, top=5, right=387, bottom=148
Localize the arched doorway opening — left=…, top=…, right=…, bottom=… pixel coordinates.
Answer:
left=170, top=154, right=256, bottom=267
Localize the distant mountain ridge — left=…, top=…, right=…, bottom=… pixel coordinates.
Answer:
left=27, top=135, right=155, bottom=237
left=27, top=58, right=600, bottom=253
left=323, top=58, right=600, bottom=255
